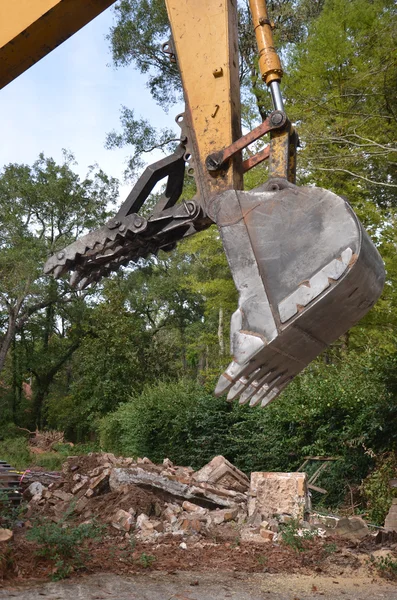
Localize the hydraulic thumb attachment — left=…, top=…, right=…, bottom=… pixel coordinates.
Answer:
left=45, top=0, right=385, bottom=408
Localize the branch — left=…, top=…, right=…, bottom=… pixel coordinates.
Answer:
left=16, top=295, right=73, bottom=331
left=316, top=167, right=397, bottom=188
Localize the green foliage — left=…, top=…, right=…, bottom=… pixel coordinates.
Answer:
left=0, top=436, right=99, bottom=471
left=99, top=379, right=232, bottom=464
left=27, top=519, right=105, bottom=580
left=100, top=348, right=397, bottom=508
left=139, top=552, right=156, bottom=568
left=369, top=554, right=397, bottom=580
left=0, top=437, right=30, bottom=470
left=323, top=542, right=337, bottom=555
left=0, top=491, right=26, bottom=530
left=280, top=519, right=315, bottom=552
left=361, top=454, right=397, bottom=525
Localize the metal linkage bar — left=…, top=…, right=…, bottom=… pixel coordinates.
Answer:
left=206, top=111, right=288, bottom=173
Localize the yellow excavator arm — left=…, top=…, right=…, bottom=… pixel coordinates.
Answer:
left=0, top=0, right=116, bottom=90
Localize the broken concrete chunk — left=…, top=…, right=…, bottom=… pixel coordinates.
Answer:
left=110, top=467, right=239, bottom=509
left=0, top=529, right=13, bottom=543
left=248, top=472, right=310, bottom=521
left=211, top=507, right=239, bottom=525
left=193, top=456, right=249, bottom=492
left=333, top=516, right=369, bottom=541
left=52, top=489, right=73, bottom=502
left=88, top=467, right=104, bottom=478
left=385, top=502, right=397, bottom=531
left=71, top=477, right=88, bottom=495
left=240, top=527, right=267, bottom=544
left=179, top=518, right=201, bottom=533
left=111, top=509, right=134, bottom=532
left=74, top=496, right=89, bottom=514
left=182, top=501, right=207, bottom=515
left=136, top=513, right=149, bottom=529
left=87, top=470, right=110, bottom=496
left=25, top=481, right=46, bottom=500
left=260, top=528, right=275, bottom=542
left=163, top=458, right=174, bottom=468
left=137, top=457, right=154, bottom=465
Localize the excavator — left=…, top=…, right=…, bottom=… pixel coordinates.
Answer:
left=1, top=0, right=386, bottom=409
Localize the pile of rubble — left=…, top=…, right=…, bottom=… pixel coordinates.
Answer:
left=21, top=453, right=371, bottom=545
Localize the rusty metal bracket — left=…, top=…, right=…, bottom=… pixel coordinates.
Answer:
left=161, top=38, right=176, bottom=63
left=205, top=110, right=288, bottom=174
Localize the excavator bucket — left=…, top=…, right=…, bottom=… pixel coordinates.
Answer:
left=213, top=178, right=385, bottom=406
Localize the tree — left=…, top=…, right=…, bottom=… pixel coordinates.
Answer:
left=0, top=152, right=118, bottom=427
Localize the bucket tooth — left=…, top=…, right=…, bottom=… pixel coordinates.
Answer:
left=213, top=180, right=385, bottom=408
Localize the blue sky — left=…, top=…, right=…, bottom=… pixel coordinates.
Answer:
left=0, top=6, right=179, bottom=201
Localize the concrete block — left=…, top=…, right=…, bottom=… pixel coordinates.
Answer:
left=248, top=472, right=310, bottom=521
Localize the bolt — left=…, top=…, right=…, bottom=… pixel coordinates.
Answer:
left=206, top=155, right=222, bottom=172
left=134, top=217, right=144, bottom=229
left=57, top=251, right=65, bottom=260
left=107, top=218, right=120, bottom=229
left=270, top=112, right=284, bottom=126
left=186, top=201, right=196, bottom=215
left=118, top=224, right=126, bottom=233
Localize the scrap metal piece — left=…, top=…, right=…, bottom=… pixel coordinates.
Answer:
left=212, top=178, right=385, bottom=406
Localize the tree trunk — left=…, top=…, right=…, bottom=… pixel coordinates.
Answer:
left=0, top=311, right=16, bottom=374
left=218, top=306, right=225, bottom=356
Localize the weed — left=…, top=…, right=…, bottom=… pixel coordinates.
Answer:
left=323, top=542, right=337, bottom=555
left=369, top=555, right=397, bottom=580
left=139, top=553, right=156, bottom=568
left=280, top=519, right=315, bottom=553
left=26, top=518, right=105, bottom=580
left=256, top=554, right=267, bottom=566
left=0, top=491, right=26, bottom=530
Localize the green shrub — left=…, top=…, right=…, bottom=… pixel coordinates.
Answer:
left=369, top=554, right=397, bottom=580
left=99, top=379, right=236, bottom=467
left=0, top=437, right=30, bottom=470
left=280, top=519, right=315, bottom=552
left=139, top=553, right=156, bottom=568
left=99, top=349, right=393, bottom=507
left=27, top=519, right=105, bottom=580
left=361, top=453, right=397, bottom=525
left=0, top=491, right=26, bottom=529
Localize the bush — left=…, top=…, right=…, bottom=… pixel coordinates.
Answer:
left=99, top=348, right=397, bottom=509
left=0, top=437, right=30, bottom=470
left=99, top=379, right=235, bottom=466
left=27, top=519, right=105, bottom=580
left=361, top=453, right=397, bottom=525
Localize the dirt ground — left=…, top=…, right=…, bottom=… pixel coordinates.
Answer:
left=1, top=571, right=397, bottom=600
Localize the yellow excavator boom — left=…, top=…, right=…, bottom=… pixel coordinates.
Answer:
left=0, top=0, right=116, bottom=90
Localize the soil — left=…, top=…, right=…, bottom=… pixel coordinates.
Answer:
left=1, top=571, right=397, bottom=599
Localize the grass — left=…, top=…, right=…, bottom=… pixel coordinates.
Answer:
left=0, top=436, right=100, bottom=471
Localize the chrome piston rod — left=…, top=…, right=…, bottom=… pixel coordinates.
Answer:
left=269, top=80, right=284, bottom=112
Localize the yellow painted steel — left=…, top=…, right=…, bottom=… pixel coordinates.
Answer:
left=165, top=0, right=243, bottom=200
left=249, top=0, right=283, bottom=85
left=0, top=0, right=116, bottom=90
